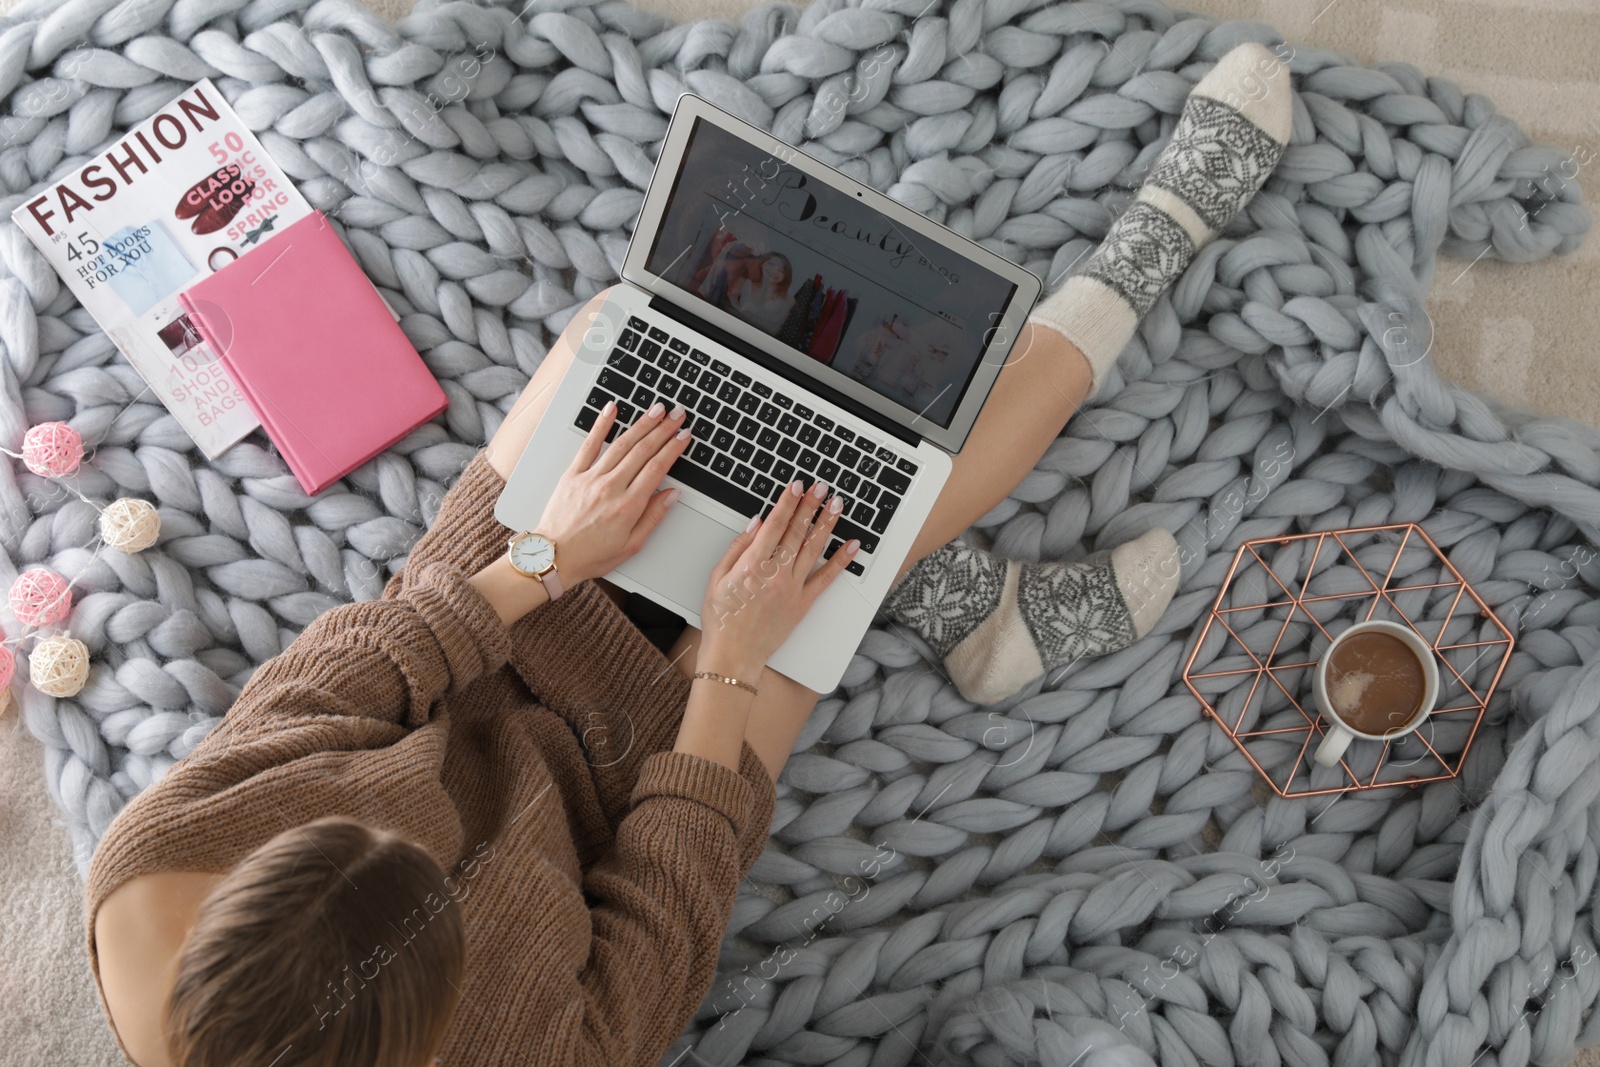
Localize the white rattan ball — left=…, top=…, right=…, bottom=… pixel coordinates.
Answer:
left=29, top=634, right=89, bottom=697
left=100, top=497, right=161, bottom=553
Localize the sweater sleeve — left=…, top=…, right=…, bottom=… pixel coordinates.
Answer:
left=514, top=750, right=767, bottom=1064
left=383, top=448, right=514, bottom=600
left=225, top=560, right=511, bottom=738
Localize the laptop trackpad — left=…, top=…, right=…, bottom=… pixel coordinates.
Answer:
left=610, top=499, right=738, bottom=616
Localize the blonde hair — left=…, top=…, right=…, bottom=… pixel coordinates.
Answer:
left=164, top=816, right=466, bottom=1067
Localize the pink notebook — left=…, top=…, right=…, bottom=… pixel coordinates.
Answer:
left=180, top=212, right=447, bottom=495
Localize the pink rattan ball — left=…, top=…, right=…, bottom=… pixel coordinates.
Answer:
left=9, top=569, right=72, bottom=627
left=0, top=644, right=13, bottom=690
left=20, top=422, right=83, bottom=477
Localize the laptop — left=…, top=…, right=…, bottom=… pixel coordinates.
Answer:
left=494, top=94, right=1040, bottom=692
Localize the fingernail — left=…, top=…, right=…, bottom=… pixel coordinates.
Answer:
left=670, top=404, right=685, bottom=420
left=664, top=488, right=680, bottom=506
left=789, top=480, right=803, bottom=496
left=812, top=481, right=828, bottom=499
left=602, top=400, right=616, bottom=415
left=676, top=428, right=690, bottom=440
left=845, top=539, right=860, bottom=554
left=744, top=514, right=760, bottom=533
left=648, top=402, right=665, bottom=418
left=829, top=496, right=843, bottom=514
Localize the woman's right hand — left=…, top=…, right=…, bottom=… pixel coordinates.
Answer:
left=697, top=480, right=859, bottom=681
left=529, top=399, right=691, bottom=587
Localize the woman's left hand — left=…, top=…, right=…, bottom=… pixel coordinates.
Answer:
left=531, top=399, right=691, bottom=586
left=697, top=480, right=856, bottom=680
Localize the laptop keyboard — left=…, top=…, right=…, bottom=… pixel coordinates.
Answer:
left=573, top=315, right=922, bottom=578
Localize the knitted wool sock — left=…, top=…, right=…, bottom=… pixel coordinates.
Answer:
left=1029, top=42, right=1294, bottom=398
left=883, top=529, right=1182, bottom=705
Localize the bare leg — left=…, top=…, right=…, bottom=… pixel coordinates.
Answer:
left=896, top=323, right=1092, bottom=579
left=485, top=291, right=1096, bottom=784
left=870, top=43, right=1295, bottom=705
left=484, top=297, right=600, bottom=480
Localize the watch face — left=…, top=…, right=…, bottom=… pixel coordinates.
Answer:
left=510, top=535, right=555, bottom=574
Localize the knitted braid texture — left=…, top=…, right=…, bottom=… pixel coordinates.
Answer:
left=0, top=0, right=1593, bottom=1063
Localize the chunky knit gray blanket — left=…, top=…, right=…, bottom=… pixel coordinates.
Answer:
left=1, top=0, right=1596, bottom=1062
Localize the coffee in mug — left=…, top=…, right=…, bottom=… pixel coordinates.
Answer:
left=1324, top=629, right=1427, bottom=735
left=1312, top=620, right=1439, bottom=768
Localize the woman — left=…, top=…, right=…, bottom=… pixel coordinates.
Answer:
left=727, top=252, right=795, bottom=333
left=85, top=44, right=1289, bottom=1067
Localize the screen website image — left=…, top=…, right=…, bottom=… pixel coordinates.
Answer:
left=644, top=119, right=1017, bottom=429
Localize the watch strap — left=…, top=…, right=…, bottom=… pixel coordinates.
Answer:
left=538, top=565, right=563, bottom=601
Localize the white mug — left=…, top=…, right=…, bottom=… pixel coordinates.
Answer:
left=1312, top=620, right=1440, bottom=768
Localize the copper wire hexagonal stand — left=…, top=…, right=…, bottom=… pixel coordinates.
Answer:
left=1181, top=524, right=1515, bottom=798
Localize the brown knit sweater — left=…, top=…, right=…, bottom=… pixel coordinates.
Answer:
left=83, top=449, right=778, bottom=1065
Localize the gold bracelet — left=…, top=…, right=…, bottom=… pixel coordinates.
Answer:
left=691, top=671, right=758, bottom=696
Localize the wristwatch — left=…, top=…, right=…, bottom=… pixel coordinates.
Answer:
left=506, top=531, right=563, bottom=601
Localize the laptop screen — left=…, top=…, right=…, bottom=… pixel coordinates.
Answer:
left=643, top=119, right=1018, bottom=430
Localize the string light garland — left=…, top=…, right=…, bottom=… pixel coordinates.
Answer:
left=1, top=411, right=161, bottom=710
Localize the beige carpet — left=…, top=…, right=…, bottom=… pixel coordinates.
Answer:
left=1, top=701, right=125, bottom=1063
left=2, top=0, right=1595, bottom=1064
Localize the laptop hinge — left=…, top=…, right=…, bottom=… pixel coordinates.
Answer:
left=646, top=294, right=923, bottom=449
